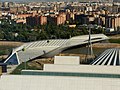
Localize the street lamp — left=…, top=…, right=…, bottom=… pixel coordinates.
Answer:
left=22, top=47, right=27, bottom=70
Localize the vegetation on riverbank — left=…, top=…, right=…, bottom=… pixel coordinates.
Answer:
left=108, top=34, right=120, bottom=44
left=0, top=42, right=22, bottom=61
left=11, top=62, right=40, bottom=74
left=11, top=58, right=53, bottom=74
left=109, top=39, right=120, bottom=44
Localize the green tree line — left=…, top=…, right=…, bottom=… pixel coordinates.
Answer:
left=0, top=19, right=104, bottom=42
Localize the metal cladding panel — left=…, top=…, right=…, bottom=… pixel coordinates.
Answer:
left=91, top=48, right=120, bottom=66
left=5, top=53, right=18, bottom=65
left=1, top=75, right=120, bottom=90
left=54, top=56, right=80, bottom=65
left=17, top=47, right=57, bottom=63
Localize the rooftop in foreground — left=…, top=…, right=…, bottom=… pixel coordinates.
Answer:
left=0, top=56, right=120, bottom=90
left=1, top=55, right=120, bottom=90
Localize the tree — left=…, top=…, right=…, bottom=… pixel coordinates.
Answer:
left=0, top=31, right=4, bottom=40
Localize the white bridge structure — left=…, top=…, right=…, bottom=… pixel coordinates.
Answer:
left=4, top=34, right=108, bottom=65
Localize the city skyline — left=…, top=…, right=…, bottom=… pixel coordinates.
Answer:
left=0, top=0, right=116, bottom=2
left=0, top=0, right=120, bottom=42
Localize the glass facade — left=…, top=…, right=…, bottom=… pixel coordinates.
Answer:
left=6, top=53, right=18, bottom=65
left=22, top=71, right=120, bottom=79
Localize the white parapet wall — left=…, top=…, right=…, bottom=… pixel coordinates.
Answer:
left=54, top=56, right=80, bottom=65
left=43, top=64, right=120, bottom=74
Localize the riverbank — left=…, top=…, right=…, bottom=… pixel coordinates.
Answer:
left=0, top=41, right=23, bottom=46
left=108, top=34, right=120, bottom=39
left=92, top=43, right=120, bottom=48
left=0, top=41, right=23, bottom=60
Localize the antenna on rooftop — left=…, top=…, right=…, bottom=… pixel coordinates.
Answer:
left=85, top=24, right=94, bottom=63
left=88, top=25, right=93, bottom=56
